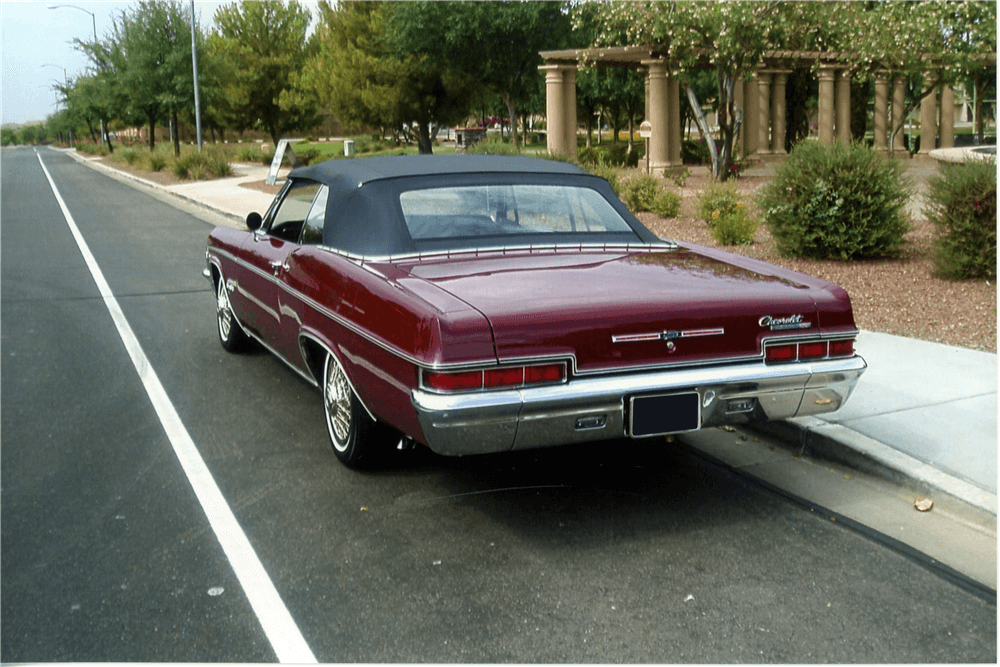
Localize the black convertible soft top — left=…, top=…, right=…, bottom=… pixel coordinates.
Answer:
left=291, top=154, right=590, bottom=199
left=287, top=155, right=657, bottom=256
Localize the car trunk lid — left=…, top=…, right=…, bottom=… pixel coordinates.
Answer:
left=390, top=246, right=829, bottom=373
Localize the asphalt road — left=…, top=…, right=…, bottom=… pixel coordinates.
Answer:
left=2, top=146, right=995, bottom=663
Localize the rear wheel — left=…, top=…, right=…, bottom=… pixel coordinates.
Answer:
left=216, top=274, right=249, bottom=352
left=323, top=352, right=394, bottom=468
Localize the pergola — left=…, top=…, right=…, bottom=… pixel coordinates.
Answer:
left=539, top=45, right=977, bottom=175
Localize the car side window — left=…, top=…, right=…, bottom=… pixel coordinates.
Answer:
left=299, top=185, right=329, bottom=246
left=267, top=180, right=321, bottom=243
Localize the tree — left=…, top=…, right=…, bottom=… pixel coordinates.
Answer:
left=590, top=1, right=820, bottom=181
left=212, top=1, right=322, bottom=146
left=386, top=1, right=573, bottom=150
left=306, top=1, right=413, bottom=140
left=101, top=1, right=197, bottom=155
left=840, top=1, right=997, bottom=150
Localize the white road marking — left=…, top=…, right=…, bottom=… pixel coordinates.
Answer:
left=37, top=151, right=317, bottom=664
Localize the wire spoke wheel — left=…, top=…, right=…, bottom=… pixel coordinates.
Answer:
left=324, top=354, right=354, bottom=452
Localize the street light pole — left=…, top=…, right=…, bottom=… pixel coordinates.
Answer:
left=190, top=0, right=203, bottom=150
left=47, top=4, right=103, bottom=146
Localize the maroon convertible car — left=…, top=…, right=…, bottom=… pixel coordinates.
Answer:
left=205, top=155, right=866, bottom=467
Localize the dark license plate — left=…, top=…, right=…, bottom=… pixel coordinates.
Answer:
left=629, top=392, right=700, bottom=437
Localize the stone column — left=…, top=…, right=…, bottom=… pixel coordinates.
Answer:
left=542, top=64, right=566, bottom=155
left=873, top=72, right=890, bottom=151
left=836, top=69, right=851, bottom=143
left=818, top=67, right=836, bottom=144
left=771, top=72, right=788, bottom=154
left=757, top=72, right=772, bottom=155
left=667, top=71, right=682, bottom=167
left=939, top=84, right=955, bottom=149
left=892, top=75, right=907, bottom=152
left=644, top=60, right=670, bottom=176
left=743, top=73, right=759, bottom=156
left=563, top=67, right=577, bottom=157
left=920, top=72, right=937, bottom=153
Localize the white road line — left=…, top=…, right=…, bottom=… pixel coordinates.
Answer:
left=37, top=151, right=317, bottom=664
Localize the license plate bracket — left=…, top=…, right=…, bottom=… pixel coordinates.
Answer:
left=629, top=392, right=700, bottom=437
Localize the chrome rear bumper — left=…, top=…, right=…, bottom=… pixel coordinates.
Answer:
left=412, top=356, right=866, bottom=456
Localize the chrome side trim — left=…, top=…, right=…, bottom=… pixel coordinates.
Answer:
left=314, top=241, right=679, bottom=265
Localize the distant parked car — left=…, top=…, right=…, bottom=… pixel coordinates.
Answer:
left=205, top=155, right=866, bottom=467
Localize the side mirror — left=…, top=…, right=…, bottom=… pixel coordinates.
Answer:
left=246, top=212, right=263, bottom=231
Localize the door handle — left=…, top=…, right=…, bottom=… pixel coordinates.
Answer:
left=269, top=260, right=288, bottom=275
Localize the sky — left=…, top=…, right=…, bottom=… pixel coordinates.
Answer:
left=0, top=0, right=311, bottom=126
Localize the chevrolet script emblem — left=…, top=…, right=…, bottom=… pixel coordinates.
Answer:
left=759, top=314, right=812, bottom=331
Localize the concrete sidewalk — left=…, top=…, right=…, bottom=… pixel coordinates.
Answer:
left=72, top=150, right=998, bottom=515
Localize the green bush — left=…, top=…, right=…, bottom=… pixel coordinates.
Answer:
left=759, top=141, right=911, bottom=260
left=925, top=159, right=997, bottom=280
left=698, top=183, right=740, bottom=225
left=466, top=138, right=520, bottom=156
left=149, top=155, right=167, bottom=172
left=172, top=149, right=233, bottom=180
left=118, top=147, right=143, bottom=166
left=619, top=174, right=660, bottom=211
left=292, top=146, right=321, bottom=166
left=237, top=144, right=264, bottom=162
left=699, top=183, right=758, bottom=245
left=710, top=205, right=759, bottom=245
left=577, top=146, right=601, bottom=167
left=650, top=189, right=681, bottom=218
left=619, top=174, right=681, bottom=217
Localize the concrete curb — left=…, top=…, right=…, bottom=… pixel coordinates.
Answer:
left=748, top=417, right=997, bottom=516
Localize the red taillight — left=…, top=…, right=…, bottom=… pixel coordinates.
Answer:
left=829, top=339, right=855, bottom=357
left=484, top=366, right=524, bottom=388
left=765, top=344, right=797, bottom=363
left=798, top=342, right=828, bottom=360
left=766, top=338, right=855, bottom=364
left=423, top=369, right=483, bottom=392
left=423, top=362, right=567, bottom=393
left=525, top=363, right=566, bottom=385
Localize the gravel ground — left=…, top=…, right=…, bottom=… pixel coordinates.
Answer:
left=98, top=154, right=997, bottom=353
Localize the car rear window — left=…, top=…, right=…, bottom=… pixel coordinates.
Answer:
left=399, top=184, right=634, bottom=241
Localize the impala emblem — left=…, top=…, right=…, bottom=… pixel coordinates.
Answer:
left=759, top=314, right=812, bottom=331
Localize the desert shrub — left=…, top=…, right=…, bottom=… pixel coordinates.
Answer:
left=759, top=141, right=910, bottom=260
left=605, top=142, right=629, bottom=167
left=619, top=174, right=660, bottom=211
left=291, top=146, right=321, bottom=166
left=699, top=183, right=758, bottom=245
left=650, top=189, right=681, bottom=218
left=619, top=174, right=681, bottom=217
left=698, top=183, right=740, bottom=225
left=925, top=159, right=997, bottom=280
left=172, top=149, right=232, bottom=179
left=203, top=148, right=233, bottom=177
left=669, top=168, right=691, bottom=188
left=118, top=147, right=143, bottom=166
left=75, top=142, right=108, bottom=156
left=466, top=138, right=520, bottom=155
left=577, top=146, right=601, bottom=166
left=236, top=144, right=264, bottom=162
